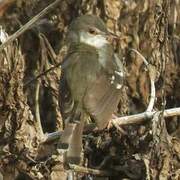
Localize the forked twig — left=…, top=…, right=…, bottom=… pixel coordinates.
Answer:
left=130, top=48, right=156, bottom=112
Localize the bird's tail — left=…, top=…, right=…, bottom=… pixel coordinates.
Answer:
left=66, top=116, right=84, bottom=164
left=59, top=73, right=84, bottom=164
left=59, top=113, right=84, bottom=165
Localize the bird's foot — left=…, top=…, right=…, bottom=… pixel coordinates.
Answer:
left=66, top=156, right=81, bottom=165
left=108, top=114, right=127, bottom=135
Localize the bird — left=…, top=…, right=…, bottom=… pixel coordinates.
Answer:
left=59, top=14, right=124, bottom=165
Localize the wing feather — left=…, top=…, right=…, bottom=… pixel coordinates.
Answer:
left=84, top=74, right=121, bottom=129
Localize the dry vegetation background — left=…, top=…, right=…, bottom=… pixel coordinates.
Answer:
left=0, top=0, right=180, bottom=179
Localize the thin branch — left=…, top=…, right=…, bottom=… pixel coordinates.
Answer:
left=69, top=164, right=117, bottom=177
left=143, top=157, right=151, bottom=180
left=42, top=107, right=180, bottom=144
left=42, top=131, right=62, bottom=143
left=147, top=67, right=156, bottom=112
left=130, top=48, right=156, bottom=112
left=111, top=120, right=127, bottom=135
left=24, top=62, right=62, bottom=87
left=145, top=63, right=156, bottom=112
left=0, top=0, right=61, bottom=52
left=35, top=80, right=44, bottom=137
left=24, top=50, right=75, bottom=87
left=130, top=48, right=149, bottom=66
left=112, top=107, right=180, bottom=126
left=41, top=124, right=97, bottom=144
left=40, top=33, right=58, bottom=63
left=24, top=34, right=64, bottom=87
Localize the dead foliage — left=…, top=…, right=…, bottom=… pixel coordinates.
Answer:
left=0, top=0, right=179, bottom=179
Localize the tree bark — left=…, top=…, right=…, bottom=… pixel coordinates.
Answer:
left=0, top=0, right=179, bottom=179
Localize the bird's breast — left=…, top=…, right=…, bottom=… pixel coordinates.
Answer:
left=96, top=45, right=114, bottom=69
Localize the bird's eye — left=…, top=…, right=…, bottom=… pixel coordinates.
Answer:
left=88, top=27, right=98, bottom=35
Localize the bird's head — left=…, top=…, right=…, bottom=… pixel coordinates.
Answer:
left=66, top=15, right=118, bottom=49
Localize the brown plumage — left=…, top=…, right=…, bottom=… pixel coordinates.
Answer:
left=59, top=15, right=124, bottom=164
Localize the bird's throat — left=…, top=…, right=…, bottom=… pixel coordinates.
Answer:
left=69, top=43, right=113, bottom=68
left=97, top=45, right=112, bottom=67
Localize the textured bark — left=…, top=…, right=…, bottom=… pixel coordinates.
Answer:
left=0, top=0, right=179, bottom=179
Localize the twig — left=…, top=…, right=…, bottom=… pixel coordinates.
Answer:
left=0, top=0, right=61, bottom=52
left=24, top=33, right=64, bottom=87
left=35, top=80, right=44, bottom=137
left=130, top=48, right=156, bottom=112
left=111, top=120, right=127, bottom=135
left=34, top=34, right=49, bottom=138
left=42, top=107, right=180, bottom=143
left=147, top=66, right=156, bottom=112
left=42, top=131, right=62, bottom=143
left=40, top=33, right=58, bottom=63
left=130, top=48, right=149, bottom=66
left=24, top=50, right=75, bottom=87
left=69, top=164, right=117, bottom=176
left=41, top=124, right=97, bottom=144
left=112, top=107, right=180, bottom=126
left=24, top=62, right=62, bottom=86
left=143, top=157, right=151, bottom=180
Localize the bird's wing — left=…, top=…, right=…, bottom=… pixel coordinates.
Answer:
left=84, top=54, right=124, bottom=129
left=84, top=74, right=121, bottom=129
